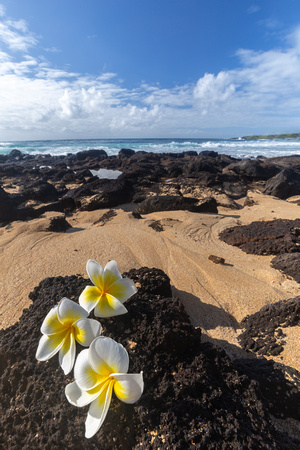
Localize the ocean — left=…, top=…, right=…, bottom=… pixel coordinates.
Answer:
left=1, top=137, right=300, bottom=159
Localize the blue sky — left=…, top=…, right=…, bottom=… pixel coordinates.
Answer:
left=0, top=0, right=300, bottom=139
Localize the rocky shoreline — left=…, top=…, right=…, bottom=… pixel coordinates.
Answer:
left=0, top=148, right=300, bottom=447
left=1, top=148, right=300, bottom=225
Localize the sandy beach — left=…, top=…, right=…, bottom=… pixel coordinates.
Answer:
left=1, top=189, right=299, bottom=373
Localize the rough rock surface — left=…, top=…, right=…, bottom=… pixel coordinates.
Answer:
left=0, top=268, right=299, bottom=449
left=135, top=195, right=218, bottom=215
left=263, top=168, right=300, bottom=199
left=1, top=149, right=300, bottom=225
left=271, top=252, right=300, bottom=283
left=219, top=219, right=300, bottom=255
left=238, top=297, right=300, bottom=357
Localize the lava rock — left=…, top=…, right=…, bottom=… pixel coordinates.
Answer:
left=0, top=269, right=298, bottom=448
left=118, top=148, right=135, bottom=158
left=272, top=253, right=300, bottom=283
left=238, top=297, right=300, bottom=357
left=0, top=186, right=18, bottom=223
left=75, top=149, right=108, bottom=161
left=45, top=214, right=72, bottom=232
left=219, top=219, right=300, bottom=255
left=20, top=180, right=59, bottom=203
left=224, top=159, right=279, bottom=180
left=264, top=168, right=300, bottom=199
left=136, top=195, right=218, bottom=214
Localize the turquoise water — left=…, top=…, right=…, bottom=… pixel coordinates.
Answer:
left=1, top=137, right=300, bottom=159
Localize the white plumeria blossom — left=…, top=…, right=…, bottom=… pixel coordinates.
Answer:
left=36, top=297, right=102, bottom=375
left=65, top=336, right=144, bottom=439
left=79, top=259, right=137, bottom=318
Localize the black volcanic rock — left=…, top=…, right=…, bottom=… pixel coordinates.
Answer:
left=2, top=149, right=300, bottom=225
left=0, top=186, right=17, bottom=222
left=135, top=195, right=218, bottom=214
left=235, top=358, right=300, bottom=420
left=238, top=297, right=300, bottom=359
left=219, top=219, right=300, bottom=255
left=79, top=180, right=134, bottom=211
left=183, top=156, right=218, bottom=176
left=272, top=253, right=300, bottom=283
left=75, top=149, right=108, bottom=161
left=118, top=148, right=135, bottom=158
left=0, top=268, right=298, bottom=448
left=224, top=159, right=280, bottom=180
left=20, top=180, right=59, bottom=202
left=263, top=168, right=300, bottom=199
left=45, top=214, right=72, bottom=232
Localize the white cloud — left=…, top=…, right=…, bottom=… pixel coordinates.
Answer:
left=194, top=72, right=236, bottom=103
left=0, top=13, right=37, bottom=51
left=0, top=12, right=300, bottom=138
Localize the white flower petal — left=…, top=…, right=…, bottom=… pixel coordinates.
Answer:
left=112, top=372, right=144, bottom=404
left=85, top=379, right=114, bottom=439
left=73, top=318, right=102, bottom=346
left=74, top=348, right=106, bottom=391
left=103, top=260, right=122, bottom=290
left=94, top=294, right=128, bottom=318
left=40, top=305, right=65, bottom=335
left=57, top=297, right=88, bottom=326
left=108, top=278, right=137, bottom=303
left=65, top=380, right=101, bottom=407
left=59, top=331, right=76, bottom=375
left=79, top=286, right=101, bottom=313
left=86, top=259, right=104, bottom=288
left=35, top=331, right=67, bottom=361
left=89, top=336, right=129, bottom=376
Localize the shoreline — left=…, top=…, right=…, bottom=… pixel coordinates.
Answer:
left=0, top=148, right=299, bottom=445
left=0, top=191, right=299, bottom=371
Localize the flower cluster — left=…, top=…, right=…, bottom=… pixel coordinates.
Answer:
left=36, top=259, right=143, bottom=439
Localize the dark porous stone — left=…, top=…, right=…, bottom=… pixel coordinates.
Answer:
left=136, top=195, right=217, bottom=215
left=264, top=168, right=300, bottom=199
left=79, top=180, right=133, bottom=211
left=9, top=149, right=24, bottom=160
left=235, top=358, right=300, bottom=420
left=224, top=159, right=280, bottom=180
left=222, top=181, right=248, bottom=199
left=272, top=253, right=300, bottom=283
left=199, top=150, right=219, bottom=157
left=0, top=269, right=298, bottom=448
left=219, top=219, right=300, bottom=255
left=118, top=148, right=135, bottom=158
left=194, top=197, right=218, bottom=213
left=75, top=149, right=108, bottom=161
left=183, top=157, right=218, bottom=177
left=20, top=180, right=59, bottom=202
left=238, top=297, right=300, bottom=357
left=0, top=186, right=17, bottom=223
left=46, top=215, right=72, bottom=232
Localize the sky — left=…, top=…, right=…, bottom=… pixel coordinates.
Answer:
left=0, top=0, right=300, bottom=140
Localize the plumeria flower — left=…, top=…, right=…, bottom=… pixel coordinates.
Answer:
left=65, top=336, right=144, bottom=439
left=36, top=297, right=102, bottom=375
left=79, top=259, right=137, bottom=318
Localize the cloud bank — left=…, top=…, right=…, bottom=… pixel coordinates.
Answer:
left=0, top=8, right=300, bottom=139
